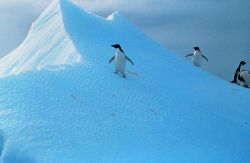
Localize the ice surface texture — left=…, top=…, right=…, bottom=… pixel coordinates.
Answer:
left=0, top=0, right=250, bottom=162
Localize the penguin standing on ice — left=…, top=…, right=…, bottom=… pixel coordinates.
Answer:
left=185, top=47, right=208, bottom=67
left=231, top=61, right=250, bottom=88
left=109, top=44, right=134, bottom=78
left=231, top=61, right=246, bottom=83
left=238, top=70, right=250, bottom=88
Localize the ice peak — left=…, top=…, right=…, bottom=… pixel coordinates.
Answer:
left=0, top=0, right=140, bottom=78
left=0, top=0, right=81, bottom=77
left=107, top=10, right=127, bottom=21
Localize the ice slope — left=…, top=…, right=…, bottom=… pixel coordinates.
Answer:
left=0, top=0, right=250, bottom=162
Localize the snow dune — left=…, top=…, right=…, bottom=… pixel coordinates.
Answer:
left=0, top=0, right=249, bottom=162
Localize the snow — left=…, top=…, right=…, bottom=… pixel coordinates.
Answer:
left=0, top=0, right=81, bottom=77
left=0, top=0, right=250, bottom=162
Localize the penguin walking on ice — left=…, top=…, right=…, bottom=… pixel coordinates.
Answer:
left=231, top=61, right=246, bottom=83
left=231, top=61, right=250, bottom=88
left=185, top=47, right=208, bottom=67
left=109, top=44, right=134, bottom=78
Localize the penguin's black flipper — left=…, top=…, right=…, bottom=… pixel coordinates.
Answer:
left=185, top=53, right=193, bottom=58
left=109, top=56, right=115, bottom=64
left=231, top=70, right=239, bottom=83
left=202, top=55, right=208, bottom=62
left=125, top=55, right=134, bottom=66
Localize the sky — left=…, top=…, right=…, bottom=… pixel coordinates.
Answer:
left=0, top=0, right=249, bottom=80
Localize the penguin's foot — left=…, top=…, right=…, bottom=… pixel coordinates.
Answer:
left=243, top=85, right=249, bottom=88
left=114, top=71, right=118, bottom=74
left=122, top=74, right=127, bottom=78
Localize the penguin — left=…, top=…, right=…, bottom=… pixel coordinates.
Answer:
left=238, top=69, right=250, bottom=88
left=231, top=61, right=246, bottom=83
left=109, top=44, right=134, bottom=78
left=185, top=47, right=208, bottom=67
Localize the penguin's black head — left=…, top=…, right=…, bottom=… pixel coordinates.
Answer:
left=194, top=47, right=200, bottom=51
left=240, top=61, right=246, bottom=65
left=111, top=44, right=120, bottom=48
left=111, top=44, right=124, bottom=53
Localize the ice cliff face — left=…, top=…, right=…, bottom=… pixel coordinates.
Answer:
left=0, top=0, right=249, bottom=163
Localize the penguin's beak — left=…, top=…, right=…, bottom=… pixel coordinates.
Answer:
left=111, top=45, right=115, bottom=48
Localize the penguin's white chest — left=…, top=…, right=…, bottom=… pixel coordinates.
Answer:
left=193, top=51, right=202, bottom=67
left=115, top=52, right=126, bottom=73
left=239, top=71, right=250, bottom=86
